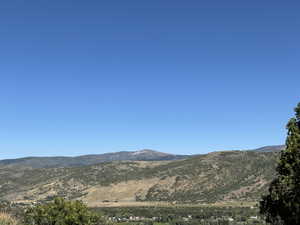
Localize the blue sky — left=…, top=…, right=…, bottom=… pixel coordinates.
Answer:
left=0, top=0, right=299, bottom=159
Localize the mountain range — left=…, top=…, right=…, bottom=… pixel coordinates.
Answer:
left=0, top=145, right=284, bottom=169
left=0, top=145, right=284, bottom=206
left=0, top=149, right=188, bottom=169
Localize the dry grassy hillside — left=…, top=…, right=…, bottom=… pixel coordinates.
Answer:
left=0, top=151, right=278, bottom=205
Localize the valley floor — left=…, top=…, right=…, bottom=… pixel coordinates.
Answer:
left=86, top=201, right=257, bottom=208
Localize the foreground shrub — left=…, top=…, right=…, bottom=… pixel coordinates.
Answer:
left=0, top=213, right=18, bottom=225
left=24, top=198, right=104, bottom=225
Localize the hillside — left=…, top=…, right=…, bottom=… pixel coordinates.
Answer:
left=0, top=149, right=188, bottom=169
left=0, top=145, right=282, bottom=169
left=250, top=145, right=285, bottom=153
left=0, top=150, right=279, bottom=205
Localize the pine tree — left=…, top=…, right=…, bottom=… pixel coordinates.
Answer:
left=260, top=102, right=300, bottom=225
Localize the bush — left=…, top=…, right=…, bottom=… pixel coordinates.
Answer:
left=24, top=198, right=104, bottom=225
left=0, top=213, right=18, bottom=225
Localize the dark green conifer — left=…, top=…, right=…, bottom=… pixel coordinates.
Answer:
left=260, top=102, right=300, bottom=225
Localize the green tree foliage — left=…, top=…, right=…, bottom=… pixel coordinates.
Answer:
left=260, top=102, right=300, bottom=225
left=24, top=198, right=104, bottom=225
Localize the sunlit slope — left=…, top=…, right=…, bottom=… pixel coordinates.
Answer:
left=0, top=151, right=278, bottom=204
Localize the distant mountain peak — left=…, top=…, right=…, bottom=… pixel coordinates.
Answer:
left=0, top=149, right=188, bottom=169
left=250, top=145, right=285, bottom=153
left=132, top=149, right=154, bottom=155
left=0, top=145, right=284, bottom=169
left=131, top=149, right=169, bottom=156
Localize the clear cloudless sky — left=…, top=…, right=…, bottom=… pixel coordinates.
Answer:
left=0, top=0, right=299, bottom=159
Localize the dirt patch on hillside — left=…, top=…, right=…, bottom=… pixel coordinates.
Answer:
left=82, top=176, right=181, bottom=206
left=82, top=178, right=160, bottom=205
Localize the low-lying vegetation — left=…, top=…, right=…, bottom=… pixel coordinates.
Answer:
left=94, top=205, right=265, bottom=225
left=24, top=198, right=104, bottom=225
left=2, top=198, right=265, bottom=225
left=0, top=213, right=18, bottom=225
